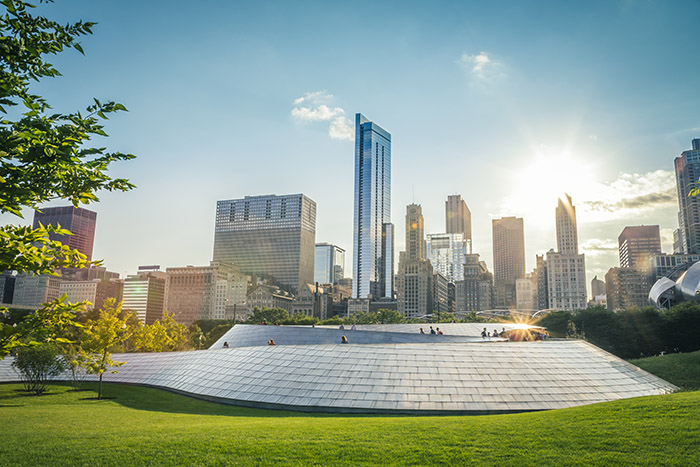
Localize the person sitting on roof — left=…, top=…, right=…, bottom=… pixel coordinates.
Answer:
left=267, top=339, right=276, bottom=346
left=341, top=335, right=348, bottom=344
left=481, top=328, right=487, bottom=338
left=420, top=327, right=425, bottom=334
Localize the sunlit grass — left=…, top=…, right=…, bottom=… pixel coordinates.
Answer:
left=1, top=381, right=698, bottom=466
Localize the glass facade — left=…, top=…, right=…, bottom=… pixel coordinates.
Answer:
left=213, top=194, right=316, bottom=294
left=33, top=206, right=97, bottom=261
left=314, top=243, right=345, bottom=284
left=426, top=233, right=468, bottom=283
left=675, top=139, right=700, bottom=254
left=352, top=114, right=392, bottom=299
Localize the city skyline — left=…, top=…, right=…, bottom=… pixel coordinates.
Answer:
left=0, top=1, right=697, bottom=294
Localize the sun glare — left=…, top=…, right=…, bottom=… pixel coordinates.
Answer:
left=501, top=149, right=597, bottom=228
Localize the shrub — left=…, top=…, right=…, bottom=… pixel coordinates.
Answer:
left=12, top=344, right=65, bottom=395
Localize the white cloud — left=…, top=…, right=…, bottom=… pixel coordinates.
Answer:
left=291, top=90, right=354, bottom=141
left=291, top=104, right=345, bottom=122
left=580, top=238, right=618, bottom=256
left=293, top=90, right=332, bottom=106
left=580, top=170, right=677, bottom=222
left=457, top=51, right=505, bottom=82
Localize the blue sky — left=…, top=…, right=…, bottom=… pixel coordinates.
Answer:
left=5, top=0, right=700, bottom=290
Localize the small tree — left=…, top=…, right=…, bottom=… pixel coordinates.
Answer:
left=60, top=343, right=89, bottom=390
left=81, top=299, right=130, bottom=399
left=12, top=343, right=64, bottom=395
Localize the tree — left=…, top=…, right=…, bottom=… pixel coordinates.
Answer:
left=246, top=307, right=290, bottom=325
left=0, top=0, right=134, bottom=358
left=12, top=343, right=64, bottom=395
left=81, top=299, right=130, bottom=399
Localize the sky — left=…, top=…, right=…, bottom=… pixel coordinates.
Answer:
left=3, top=0, right=700, bottom=294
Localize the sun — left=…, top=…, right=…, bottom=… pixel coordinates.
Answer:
left=502, top=148, right=597, bottom=228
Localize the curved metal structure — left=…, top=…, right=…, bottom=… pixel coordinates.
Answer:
left=649, top=260, right=700, bottom=308
left=0, top=324, right=676, bottom=414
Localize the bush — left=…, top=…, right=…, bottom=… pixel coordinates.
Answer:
left=12, top=344, right=65, bottom=395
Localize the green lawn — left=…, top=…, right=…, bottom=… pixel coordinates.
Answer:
left=631, top=350, right=700, bottom=390
left=1, top=380, right=699, bottom=466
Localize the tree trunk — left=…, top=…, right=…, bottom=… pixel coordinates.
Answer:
left=98, top=373, right=103, bottom=400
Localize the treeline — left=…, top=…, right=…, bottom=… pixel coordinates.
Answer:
left=536, top=303, right=700, bottom=359
left=6, top=298, right=190, bottom=397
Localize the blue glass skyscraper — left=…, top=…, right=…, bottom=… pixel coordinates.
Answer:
left=352, top=113, right=394, bottom=299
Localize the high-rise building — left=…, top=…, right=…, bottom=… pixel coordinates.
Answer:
left=546, top=196, right=587, bottom=311
left=675, top=138, right=700, bottom=254
left=0, top=271, right=16, bottom=304
left=532, top=254, right=548, bottom=311
left=166, top=262, right=247, bottom=325
left=454, top=253, right=493, bottom=312
left=446, top=195, right=472, bottom=249
left=591, top=276, right=606, bottom=298
left=213, top=193, right=316, bottom=294
left=555, top=194, right=578, bottom=254
left=618, top=225, right=661, bottom=270
left=33, top=206, right=97, bottom=261
left=492, top=216, right=525, bottom=308
left=515, top=276, right=534, bottom=311
left=397, top=204, right=433, bottom=318
left=12, top=273, right=62, bottom=308
left=605, top=267, right=652, bottom=310
left=122, top=267, right=167, bottom=325
left=648, top=253, right=700, bottom=282
left=314, top=243, right=345, bottom=284
left=352, top=113, right=393, bottom=299
left=426, top=233, right=468, bottom=283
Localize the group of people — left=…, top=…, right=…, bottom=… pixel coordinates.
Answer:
left=481, top=327, right=507, bottom=338
left=338, top=324, right=357, bottom=331
left=419, top=326, right=444, bottom=335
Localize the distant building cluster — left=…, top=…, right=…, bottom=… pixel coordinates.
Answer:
left=5, top=121, right=697, bottom=322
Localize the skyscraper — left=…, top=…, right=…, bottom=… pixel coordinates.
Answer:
left=352, top=113, right=393, bottom=299
left=556, top=194, right=578, bottom=254
left=492, top=216, right=525, bottom=308
left=314, top=243, right=345, bottom=284
left=426, top=233, right=468, bottom=283
left=213, top=194, right=316, bottom=294
left=546, top=196, right=587, bottom=310
left=397, top=204, right=433, bottom=318
left=618, top=225, right=661, bottom=269
left=675, top=138, right=700, bottom=254
left=33, top=206, right=97, bottom=261
left=446, top=195, right=472, bottom=249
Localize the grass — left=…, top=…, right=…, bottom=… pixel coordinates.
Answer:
left=630, top=350, right=700, bottom=390
left=1, top=380, right=699, bottom=466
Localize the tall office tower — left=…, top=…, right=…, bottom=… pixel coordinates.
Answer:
left=556, top=194, right=578, bottom=254
left=675, top=138, right=700, bottom=254
left=122, top=268, right=167, bottom=325
left=405, top=204, right=425, bottom=260
left=314, top=243, right=346, bottom=284
left=492, top=216, right=525, bottom=308
left=352, top=113, right=393, bottom=299
left=591, top=276, right=606, bottom=298
left=166, top=262, right=247, bottom=325
left=426, top=233, right=468, bottom=283
left=618, top=225, right=661, bottom=270
left=455, top=253, right=493, bottom=312
left=213, top=194, right=316, bottom=294
left=33, top=206, right=97, bottom=261
left=546, top=196, right=587, bottom=311
left=397, top=204, right=433, bottom=318
left=446, top=195, right=472, bottom=250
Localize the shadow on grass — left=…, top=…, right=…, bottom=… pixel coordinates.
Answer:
left=75, top=382, right=366, bottom=419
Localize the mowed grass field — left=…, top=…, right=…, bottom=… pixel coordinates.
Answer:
left=1, top=353, right=699, bottom=466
